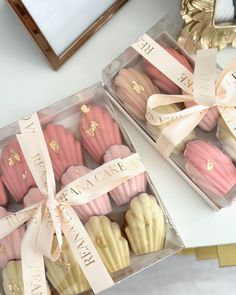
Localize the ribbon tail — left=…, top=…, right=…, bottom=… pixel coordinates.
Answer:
left=36, top=205, right=61, bottom=262
left=58, top=205, right=114, bottom=294
left=0, top=205, right=37, bottom=239
left=146, top=94, right=209, bottom=126
left=218, top=106, right=236, bottom=138
left=21, top=206, right=48, bottom=295
left=155, top=110, right=208, bottom=157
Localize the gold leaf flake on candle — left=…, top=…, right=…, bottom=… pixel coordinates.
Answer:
left=74, top=168, right=81, bottom=174
left=0, top=244, right=5, bottom=253
left=8, top=280, right=22, bottom=294
left=80, top=105, right=90, bottom=113
left=85, top=121, right=99, bottom=137
left=8, top=149, right=21, bottom=167
left=132, top=81, right=145, bottom=94
left=206, top=160, right=214, bottom=171
left=22, top=170, right=27, bottom=180
left=144, top=219, right=150, bottom=227
left=55, top=251, right=71, bottom=272
left=49, top=140, right=60, bottom=153
left=95, top=237, right=106, bottom=248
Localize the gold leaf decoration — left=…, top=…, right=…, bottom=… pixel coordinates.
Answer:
left=179, top=0, right=236, bottom=53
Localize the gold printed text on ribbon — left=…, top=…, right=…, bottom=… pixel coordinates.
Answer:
left=134, top=38, right=154, bottom=55
left=131, top=34, right=194, bottom=95
left=59, top=206, right=95, bottom=268
left=57, top=159, right=129, bottom=203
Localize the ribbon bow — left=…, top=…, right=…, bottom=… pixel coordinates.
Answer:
left=0, top=113, right=146, bottom=294
left=132, top=34, right=236, bottom=157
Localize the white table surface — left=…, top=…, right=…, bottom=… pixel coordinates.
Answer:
left=0, top=0, right=236, bottom=249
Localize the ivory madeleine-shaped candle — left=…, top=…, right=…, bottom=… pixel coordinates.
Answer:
left=125, top=193, right=165, bottom=255
left=85, top=216, right=130, bottom=273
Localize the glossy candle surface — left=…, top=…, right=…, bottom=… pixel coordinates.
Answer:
left=184, top=140, right=236, bottom=197
left=1, top=139, right=36, bottom=202
left=143, top=47, right=192, bottom=94
left=0, top=207, right=25, bottom=269
left=125, top=193, right=165, bottom=255
left=103, top=145, right=147, bottom=205
left=79, top=104, right=122, bottom=163
left=44, top=124, right=83, bottom=181
left=61, top=165, right=111, bottom=222
left=115, top=68, right=158, bottom=120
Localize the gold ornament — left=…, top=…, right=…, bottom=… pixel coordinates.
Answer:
left=179, top=0, right=236, bottom=52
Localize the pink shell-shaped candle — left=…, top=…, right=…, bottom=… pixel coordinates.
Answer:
left=0, top=178, right=7, bottom=206
left=23, top=188, right=45, bottom=208
left=79, top=105, right=122, bottom=163
left=0, top=207, right=25, bottom=269
left=1, top=140, right=36, bottom=202
left=114, top=68, right=158, bottom=120
left=103, top=145, right=147, bottom=205
left=44, top=124, right=83, bottom=182
left=184, top=140, right=236, bottom=198
left=143, top=47, right=192, bottom=94
left=61, top=166, right=112, bottom=222
left=184, top=101, right=220, bottom=131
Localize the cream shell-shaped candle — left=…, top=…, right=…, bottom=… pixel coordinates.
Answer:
left=45, top=236, right=90, bottom=295
left=85, top=216, right=130, bottom=273
left=114, top=68, right=159, bottom=121
left=125, top=193, right=165, bottom=255
left=103, top=145, right=147, bottom=205
left=146, top=104, right=196, bottom=155
left=0, top=207, right=25, bottom=269
left=217, top=117, right=236, bottom=162
left=44, top=124, right=83, bottom=182
left=79, top=104, right=122, bottom=163
left=2, top=260, right=51, bottom=295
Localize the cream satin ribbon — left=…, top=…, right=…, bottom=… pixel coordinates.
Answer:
left=131, top=34, right=236, bottom=157
left=0, top=113, right=146, bottom=294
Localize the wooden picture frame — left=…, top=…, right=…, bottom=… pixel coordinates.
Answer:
left=7, top=0, right=127, bottom=70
